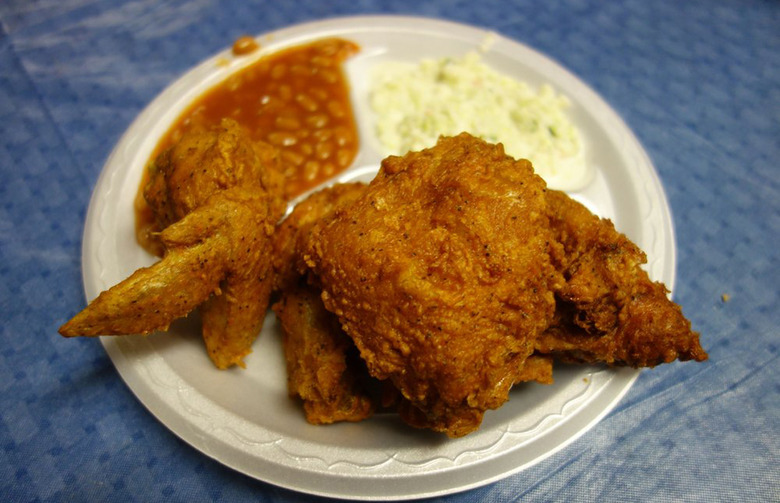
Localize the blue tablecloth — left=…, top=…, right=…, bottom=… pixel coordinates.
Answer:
left=1, top=1, right=778, bottom=501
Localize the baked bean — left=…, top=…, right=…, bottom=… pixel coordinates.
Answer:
left=315, top=141, right=334, bottom=161
left=281, top=150, right=305, bottom=167
left=306, top=114, right=329, bottom=129
left=275, top=116, right=301, bottom=130
left=327, top=101, right=346, bottom=118
left=225, top=75, right=241, bottom=92
left=291, top=64, right=311, bottom=77
left=333, top=126, right=353, bottom=147
left=295, top=93, right=318, bottom=112
left=278, top=84, right=293, bottom=102
left=300, top=143, right=314, bottom=156
left=319, top=69, right=338, bottom=84
left=312, top=129, right=332, bottom=142
left=303, top=160, right=320, bottom=181
left=336, top=148, right=352, bottom=168
left=311, top=88, right=329, bottom=102
left=267, top=132, right=297, bottom=147
left=316, top=41, right=340, bottom=57
left=311, top=56, right=333, bottom=67
left=270, top=64, right=287, bottom=79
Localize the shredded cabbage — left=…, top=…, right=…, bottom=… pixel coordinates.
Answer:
left=370, top=52, right=589, bottom=189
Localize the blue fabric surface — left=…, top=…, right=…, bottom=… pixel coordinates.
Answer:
left=1, top=0, right=778, bottom=501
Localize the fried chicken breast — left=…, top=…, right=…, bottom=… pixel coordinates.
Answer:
left=305, top=133, right=565, bottom=437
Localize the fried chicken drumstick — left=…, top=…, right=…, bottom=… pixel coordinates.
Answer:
left=59, top=119, right=286, bottom=369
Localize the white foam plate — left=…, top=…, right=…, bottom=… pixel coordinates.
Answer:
left=80, top=15, right=675, bottom=501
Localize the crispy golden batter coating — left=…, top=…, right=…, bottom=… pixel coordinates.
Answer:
left=60, top=119, right=286, bottom=369
left=514, top=354, right=555, bottom=385
left=273, top=283, right=375, bottom=424
left=306, top=133, right=565, bottom=437
left=537, top=189, right=708, bottom=366
left=396, top=352, right=553, bottom=434
left=272, top=182, right=366, bottom=291
left=271, top=182, right=376, bottom=424
left=144, top=119, right=285, bottom=229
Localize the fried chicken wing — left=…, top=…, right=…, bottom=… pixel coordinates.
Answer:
left=306, top=134, right=564, bottom=437
left=537, top=189, right=708, bottom=366
left=60, top=119, right=286, bottom=369
left=144, top=119, right=285, bottom=230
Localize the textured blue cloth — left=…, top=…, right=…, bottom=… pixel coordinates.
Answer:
left=1, top=0, right=778, bottom=501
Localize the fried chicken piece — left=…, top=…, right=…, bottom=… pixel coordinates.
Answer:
left=60, top=119, right=286, bottom=369
left=514, top=354, right=555, bottom=385
left=306, top=133, right=564, bottom=437
left=536, top=189, right=708, bottom=366
left=144, top=119, right=285, bottom=230
left=272, top=182, right=366, bottom=291
left=395, top=352, right=553, bottom=434
left=273, top=283, right=375, bottom=424
left=270, top=182, right=376, bottom=424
